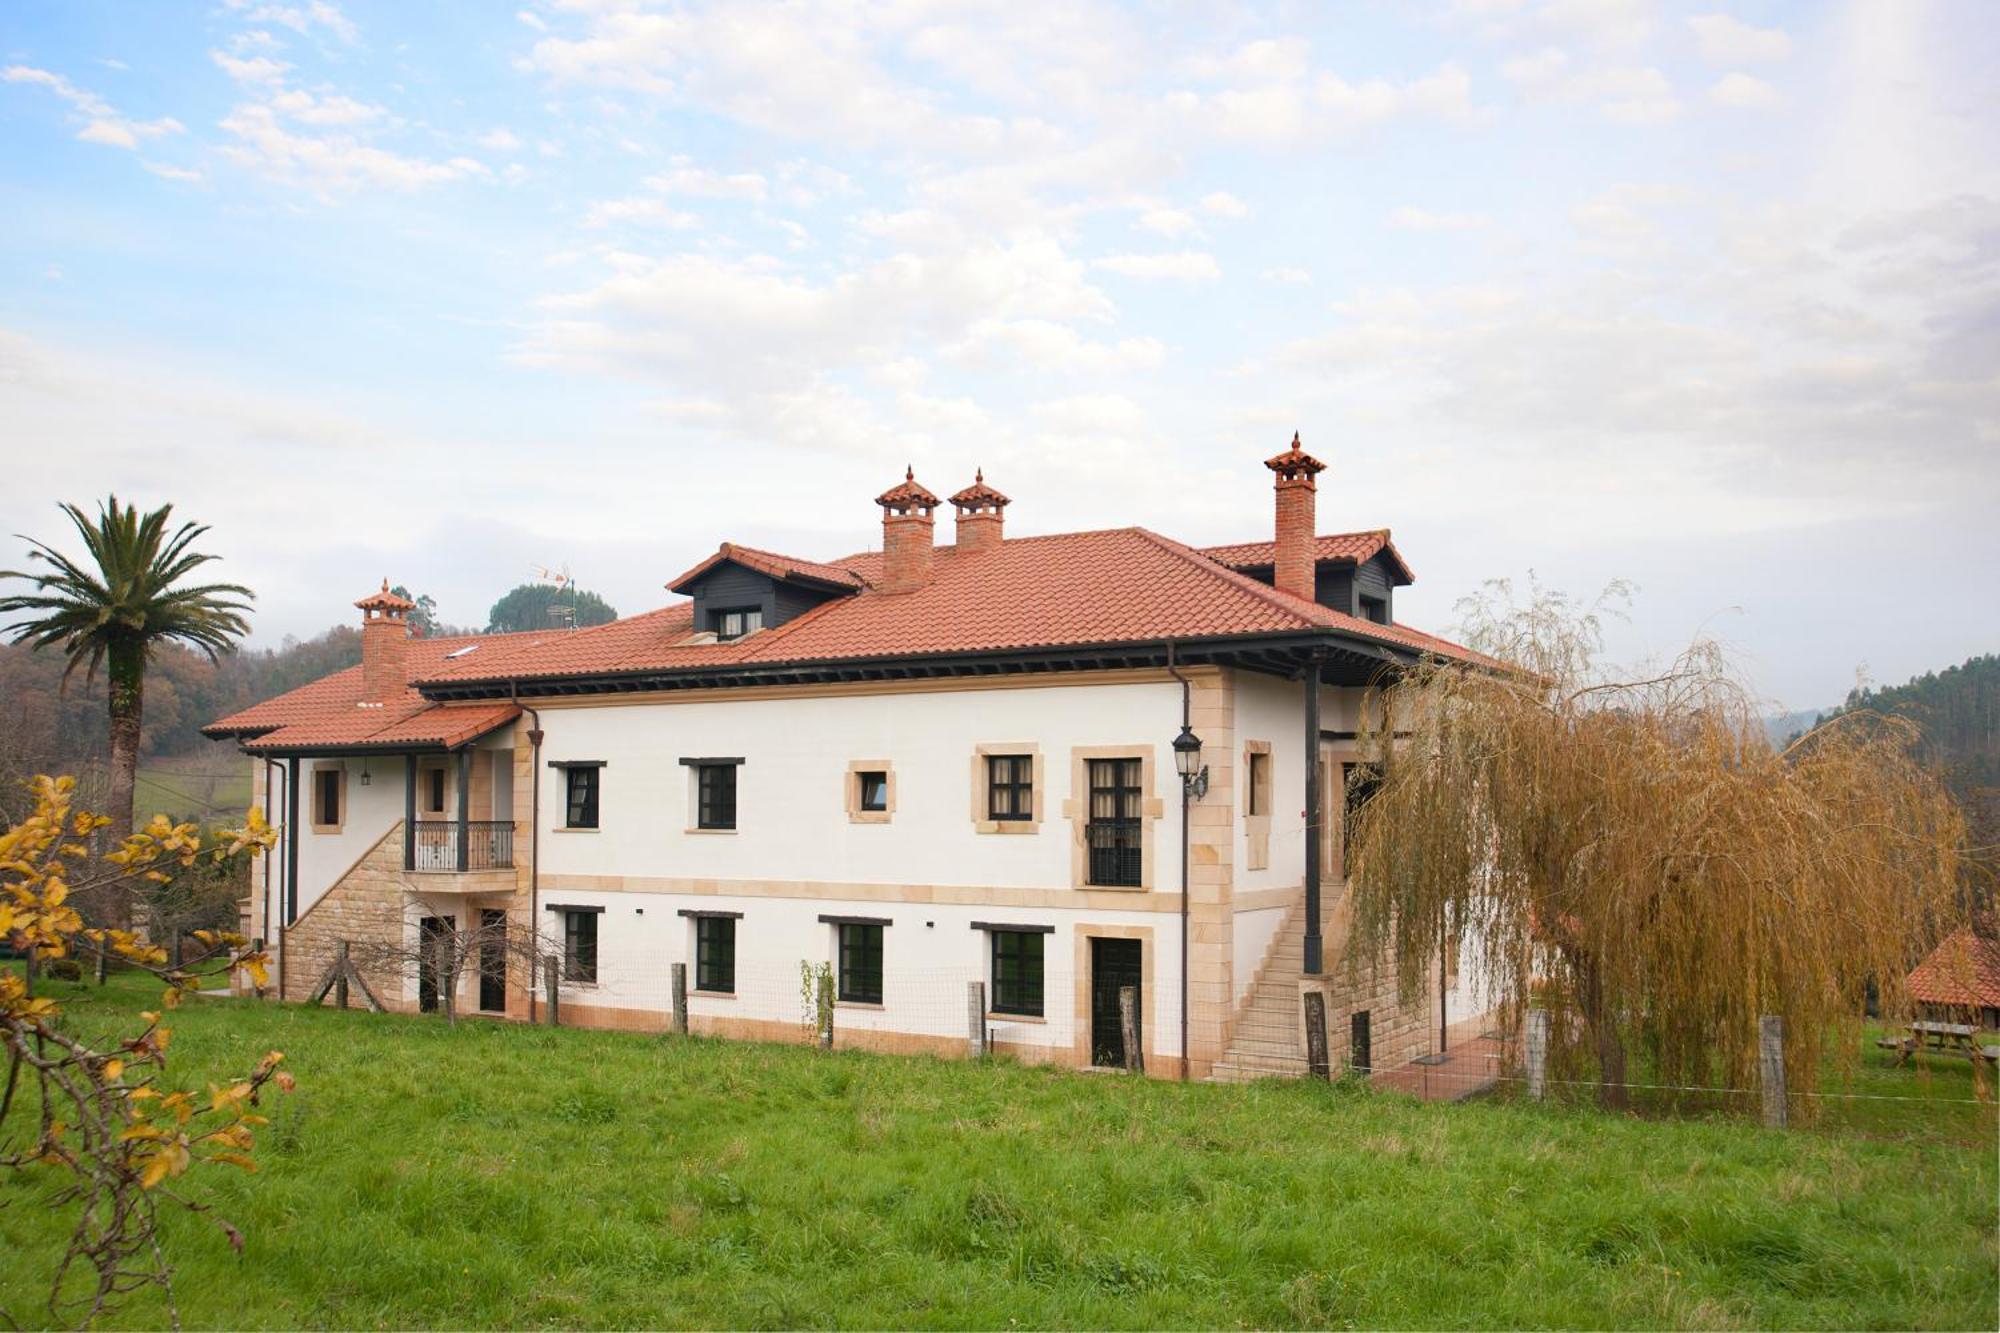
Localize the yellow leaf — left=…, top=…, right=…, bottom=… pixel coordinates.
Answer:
left=139, top=1155, right=172, bottom=1190
left=103, top=1059, right=124, bottom=1081
left=209, top=1151, right=258, bottom=1172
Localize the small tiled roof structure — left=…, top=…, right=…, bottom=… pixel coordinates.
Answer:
left=874, top=466, right=940, bottom=512
left=354, top=580, right=416, bottom=613
left=948, top=470, right=1011, bottom=512
left=1906, top=926, right=2000, bottom=1011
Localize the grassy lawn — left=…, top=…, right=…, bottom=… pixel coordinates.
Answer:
left=134, top=756, right=254, bottom=827
left=3, top=973, right=1994, bottom=1330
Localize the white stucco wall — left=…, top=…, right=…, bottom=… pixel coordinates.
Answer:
left=1231, top=904, right=1289, bottom=1002
left=532, top=680, right=1187, bottom=890
left=1231, top=672, right=1364, bottom=893
left=285, top=757, right=405, bottom=919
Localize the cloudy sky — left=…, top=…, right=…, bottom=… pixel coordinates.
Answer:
left=2, top=0, right=1994, bottom=712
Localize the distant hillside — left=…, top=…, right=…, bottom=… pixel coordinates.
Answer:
left=1819, top=655, right=2000, bottom=905
left=1763, top=707, right=1830, bottom=749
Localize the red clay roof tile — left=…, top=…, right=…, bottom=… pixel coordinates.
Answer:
left=1907, top=928, right=2000, bottom=1009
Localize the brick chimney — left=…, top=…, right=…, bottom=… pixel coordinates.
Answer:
left=875, top=467, right=940, bottom=593
left=355, top=580, right=416, bottom=703
left=1265, top=433, right=1326, bottom=602
left=948, top=469, right=1009, bottom=555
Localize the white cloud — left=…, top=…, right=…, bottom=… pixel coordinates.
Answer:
left=1513, top=60, right=1682, bottom=124
left=1200, top=191, right=1249, bottom=218
left=1093, top=251, right=1221, bottom=281
left=582, top=197, right=701, bottom=229
left=1570, top=182, right=1689, bottom=243
left=476, top=127, right=524, bottom=152
left=1137, top=207, right=1197, bottom=237
left=143, top=161, right=204, bottom=182
left=1390, top=206, right=1492, bottom=231
left=267, top=88, right=383, bottom=126
left=943, top=319, right=1166, bottom=375
left=224, top=1, right=358, bottom=45
left=3, top=64, right=185, bottom=151
left=212, top=50, right=291, bottom=85
left=1689, top=14, right=1793, bottom=66
left=1174, top=56, right=1482, bottom=146
left=1262, top=267, right=1313, bottom=285
left=1502, top=47, right=1569, bottom=86
left=1709, top=72, right=1781, bottom=110
left=644, top=157, right=767, bottom=201
left=219, top=102, right=487, bottom=196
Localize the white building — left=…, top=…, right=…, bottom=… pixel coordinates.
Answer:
left=206, top=440, right=1484, bottom=1080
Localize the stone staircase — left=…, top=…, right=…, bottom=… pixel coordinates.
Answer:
left=1208, top=899, right=1314, bottom=1083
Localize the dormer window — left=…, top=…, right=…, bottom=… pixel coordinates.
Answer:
left=715, top=607, right=764, bottom=640
left=1359, top=595, right=1389, bottom=625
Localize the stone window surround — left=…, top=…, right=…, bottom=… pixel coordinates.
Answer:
left=309, top=761, right=346, bottom=834
left=845, top=759, right=897, bottom=825
left=1070, top=923, right=1156, bottom=1070
left=1059, top=744, right=1165, bottom=892
left=1242, top=740, right=1273, bottom=871
left=970, top=742, right=1043, bottom=835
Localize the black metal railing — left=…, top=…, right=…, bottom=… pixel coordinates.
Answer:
left=410, top=820, right=514, bottom=872
left=1085, top=819, right=1142, bottom=887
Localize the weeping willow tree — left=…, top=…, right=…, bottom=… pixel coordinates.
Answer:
left=1346, top=581, right=1966, bottom=1113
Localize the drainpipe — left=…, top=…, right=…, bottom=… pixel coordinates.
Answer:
left=255, top=751, right=282, bottom=997
left=1163, top=640, right=1192, bottom=1083
left=512, top=681, right=543, bottom=1024
left=1303, top=652, right=1323, bottom=976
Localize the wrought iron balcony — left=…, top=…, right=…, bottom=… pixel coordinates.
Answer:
left=1085, top=818, right=1142, bottom=888
left=409, top=819, right=514, bottom=873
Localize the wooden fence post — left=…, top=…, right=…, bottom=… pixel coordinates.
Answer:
left=819, top=975, right=835, bottom=1051
left=1302, top=990, right=1330, bottom=1079
left=543, top=954, right=560, bottom=1026
left=671, top=962, right=688, bottom=1035
left=1525, top=1007, right=1550, bottom=1101
left=1759, top=1014, right=1787, bottom=1129
left=966, top=981, right=987, bottom=1059
left=1119, top=984, right=1142, bottom=1073
left=334, top=941, right=350, bottom=1010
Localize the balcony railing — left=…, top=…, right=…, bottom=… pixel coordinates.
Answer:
left=1085, top=819, right=1142, bottom=888
left=410, top=820, right=514, bottom=872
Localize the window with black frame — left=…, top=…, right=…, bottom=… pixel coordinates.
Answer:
left=837, top=923, right=883, bottom=1004
left=425, top=766, right=446, bottom=813
left=562, top=910, right=598, bottom=983
left=715, top=607, right=764, bottom=640
left=564, top=766, right=599, bottom=829
left=857, top=769, right=888, bottom=813
left=986, top=754, right=1033, bottom=821
left=697, top=763, right=737, bottom=829
left=990, top=929, right=1044, bottom=1016
left=696, top=915, right=736, bottom=993
left=1086, top=757, right=1143, bottom=886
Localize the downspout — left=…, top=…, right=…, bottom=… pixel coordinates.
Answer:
left=512, top=681, right=543, bottom=1024
left=1163, top=640, right=1191, bottom=1083
left=255, top=751, right=281, bottom=996
left=283, top=755, right=301, bottom=1001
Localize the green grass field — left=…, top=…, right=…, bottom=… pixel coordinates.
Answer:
left=2, top=973, right=1993, bottom=1330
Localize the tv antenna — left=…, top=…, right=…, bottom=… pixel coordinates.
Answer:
left=530, top=562, right=579, bottom=629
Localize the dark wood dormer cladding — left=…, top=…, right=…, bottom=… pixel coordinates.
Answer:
left=667, top=545, right=862, bottom=638
left=1317, top=552, right=1401, bottom=624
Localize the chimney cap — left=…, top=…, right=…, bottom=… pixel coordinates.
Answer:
left=1265, top=432, right=1327, bottom=480
left=876, top=465, right=940, bottom=513
left=355, top=579, right=416, bottom=614
left=948, top=468, right=1010, bottom=512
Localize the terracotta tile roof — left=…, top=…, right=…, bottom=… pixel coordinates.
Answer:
left=354, top=580, right=416, bottom=612
left=1907, top=928, right=2000, bottom=1009
left=208, top=521, right=1492, bottom=733
left=1200, top=529, right=1415, bottom=584
left=202, top=630, right=538, bottom=752
left=875, top=467, right=939, bottom=510
left=667, top=542, right=866, bottom=595
left=411, top=527, right=1485, bottom=687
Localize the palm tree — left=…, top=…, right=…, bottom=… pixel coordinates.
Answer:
left=0, top=498, right=253, bottom=925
